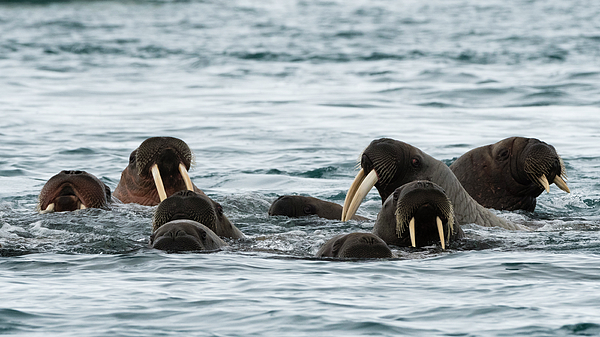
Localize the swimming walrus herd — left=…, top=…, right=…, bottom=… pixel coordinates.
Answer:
left=36, top=136, right=570, bottom=258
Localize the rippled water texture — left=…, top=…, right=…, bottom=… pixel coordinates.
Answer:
left=1, top=0, right=599, bottom=336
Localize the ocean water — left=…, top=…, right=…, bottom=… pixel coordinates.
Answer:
left=1, top=0, right=600, bottom=336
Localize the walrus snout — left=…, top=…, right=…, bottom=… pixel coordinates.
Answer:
left=150, top=220, right=227, bottom=252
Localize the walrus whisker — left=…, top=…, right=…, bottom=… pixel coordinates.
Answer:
left=151, top=164, right=168, bottom=202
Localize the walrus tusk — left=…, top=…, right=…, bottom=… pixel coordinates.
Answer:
left=342, top=169, right=378, bottom=221
left=553, top=176, right=570, bottom=193
left=79, top=203, right=87, bottom=210
left=40, top=203, right=55, bottom=214
left=151, top=164, right=168, bottom=202
left=437, top=216, right=445, bottom=250
left=178, top=163, right=194, bottom=191
left=538, top=175, right=550, bottom=193
left=409, top=217, right=416, bottom=248
left=341, top=168, right=365, bottom=221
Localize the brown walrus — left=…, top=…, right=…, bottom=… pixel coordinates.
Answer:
left=449, top=137, right=570, bottom=212
left=373, top=180, right=463, bottom=249
left=114, top=136, right=201, bottom=206
left=316, top=232, right=395, bottom=258
left=150, top=219, right=227, bottom=252
left=269, top=195, right=368, bottom=221
left=38, top=170, right=111, bottom=213
left=341, top=138, right=524, bottom=230
left=152, top=190, right=244, bottom=239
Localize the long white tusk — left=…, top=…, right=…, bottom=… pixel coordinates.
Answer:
left=342, top=170, right=378, bottom=222
left=436, top=216, right=445, bottom=250
left=178, top=163, right=194, bottom=191
left=151, top=164, right=168, bottom=202
left=553, top=176, right=570, bottom=193
left=40, top=203, right=55, bottom=214
left=79, top=203, right=87, bottom=210
left=342, top=168, right=365, bottom=221
left=409, top=217, right=416, bottom=248
left=539, top=175, right=550, bottom=193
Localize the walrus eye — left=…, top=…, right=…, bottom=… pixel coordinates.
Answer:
left=497, top=149, right=510, bottom=161
left=200, top=230, right=207, bottom=241
left=411, top=158, right=421, bottom=168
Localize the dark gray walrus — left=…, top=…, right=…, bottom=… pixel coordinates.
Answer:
left=373, top=180, right=463, bottom=249
left=152, top=190, right=244, bottom=239
left=150, top=219, right=227, bottom=252
left=38, top=170, right=111, bottom=213
left=269, top=195, right=368, bottom=221
left=316, top=232, right=395, bottom=259
left=341, top=138, right=524, bottom=230
left=449, top=136, right=570, bottom=212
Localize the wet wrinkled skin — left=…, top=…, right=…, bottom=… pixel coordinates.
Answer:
left=449, top=137, right=569, bottom=212
left=342, top=138, right=523, bottom=230
left=269, top=195, right=368, bottom=221
left=38, top=170, right=111, bottom=212
left=114, top=136, right=202, bottom=206
left=153, top=190, right=244, bottom=239
left=150, top=219, right=227, bottom=252
left=374, top=181, right=464, bottom=248
left=316, top=232, right=395, bottom=259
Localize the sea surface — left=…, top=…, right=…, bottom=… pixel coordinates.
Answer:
left=1, top=0, right=600, bottom=336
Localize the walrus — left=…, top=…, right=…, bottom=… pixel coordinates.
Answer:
left=269, top=195, right=368, bottom=221
left=114, top=136, right=201, bottom=206
left=341, top=138, right=524, bottom=230
left=150, top=219, right=227, bottom=252
left=374, top=180, right=463, bottom=249
left=38, top=170, right=111, bottom=213
left=316, top=232, right=395, bottom=258
left=152, top=190, right=244, bottom=239
left=449, top=137, right=570, bottom=212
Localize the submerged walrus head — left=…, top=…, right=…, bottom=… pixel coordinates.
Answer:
left=449, top=137, right=569, bottom=211
left=150, top=219, right=227, bottom=252
left=373, top=180, right=460, bottom=249
left=316, top=232, right=394, bottom=259
left=152, top=190, right=244, bottom=239
left=114, top=136, right=198, bottom=206
left=38, top=170, right=110, bottom=213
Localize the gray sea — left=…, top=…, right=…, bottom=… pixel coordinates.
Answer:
left=1, top=0, right=600, bottom=336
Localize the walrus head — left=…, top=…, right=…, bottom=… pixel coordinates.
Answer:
left=38, top=170, right=110, bottom=213
left=151, top=189, right=249, bottom=241
left=268, top=195, right=367, bottom=221
left=342, top=138, right=430, bottom=221
left=384, top=180, right=456, bottom=249
left=450, top=137, right=569, bottom=211
left=114, top=136, right=196, bottom=205
left=149, top=219, right=227, bottom=252
left=316, top=233, right=394, bottom=259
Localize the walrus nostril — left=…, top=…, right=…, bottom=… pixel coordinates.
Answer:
left=175, top=230, right=187, bottom=238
